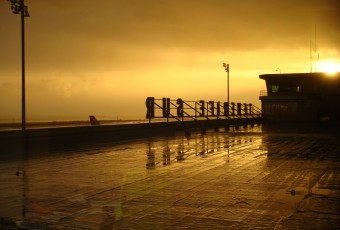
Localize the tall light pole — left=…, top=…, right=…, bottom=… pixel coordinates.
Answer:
left=7, top=0, right=29, bottom=132
left=223, top=63, right=230, bottom=119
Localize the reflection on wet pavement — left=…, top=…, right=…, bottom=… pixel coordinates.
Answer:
left=0, top=126, right=339, bottom=229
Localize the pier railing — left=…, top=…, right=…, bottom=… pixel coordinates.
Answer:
left=259, top=90, right=268, bottom=97
left=145, top=97, right=262, bottom=128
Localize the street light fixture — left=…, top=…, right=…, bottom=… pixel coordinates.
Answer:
left=222, top=63, right=230, bottom=119
left=7, top=0, right=29, bottom=132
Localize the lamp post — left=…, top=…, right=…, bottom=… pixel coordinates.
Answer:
left=7, top=0, right=29, bottom=132
left=222, top=63, right=230, bottom=119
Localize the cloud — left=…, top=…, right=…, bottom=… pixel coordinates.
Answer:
left=2, top=0, right=339, bottom=74
left=0, top=0, right=339, bottom=121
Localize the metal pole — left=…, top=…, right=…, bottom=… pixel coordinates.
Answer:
left=21, top=0, right=26, bottom=132
left=223, top=63, right=230, bottom=120
left=227, top=69, right=229, bottom=120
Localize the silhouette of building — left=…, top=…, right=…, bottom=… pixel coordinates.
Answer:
left=259, top=72, right=340, bottom=122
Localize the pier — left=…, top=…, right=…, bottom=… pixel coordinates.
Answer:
left=145, top=97, right=262, bottom=134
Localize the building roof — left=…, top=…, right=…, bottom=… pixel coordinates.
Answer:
left=259, top=72, right=340, bottom=80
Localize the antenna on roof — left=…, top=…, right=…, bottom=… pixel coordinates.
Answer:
left=310, top=25, right=319, bottom=73
left=315, top=24, right=318, bottom=72
left=310, top=39, right=312, bottom=73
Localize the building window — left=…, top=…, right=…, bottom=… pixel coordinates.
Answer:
left=271, top=85, right=279, bottom=93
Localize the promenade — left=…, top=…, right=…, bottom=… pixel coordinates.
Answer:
left=0, top=126, right=339, bottom=229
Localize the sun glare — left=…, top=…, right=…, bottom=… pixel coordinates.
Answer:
left=318, top=60, right=340, bottom=74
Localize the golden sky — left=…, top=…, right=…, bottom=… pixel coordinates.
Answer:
left=0, top=0, right=339, bottom=121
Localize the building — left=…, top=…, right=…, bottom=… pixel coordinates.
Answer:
left=259, top=72, right=340, bottom=122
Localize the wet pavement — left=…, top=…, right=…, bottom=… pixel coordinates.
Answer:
left=0, top=126, right=339, bottom=229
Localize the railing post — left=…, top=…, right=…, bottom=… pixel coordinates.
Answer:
left=231, top=102, right=235, bottom=116
left=224, top=102, right=229, bottom=118
left=237, top=103, right=242, bottom=116
left=195, top=102, right=197, bottom=120
left=216, top=101, right=221, bottom=117
left=244, top=103, right=248, bottom=116
left=145, top=97, right=155, bottom=123
left=199, top=100, right=205, bottom=117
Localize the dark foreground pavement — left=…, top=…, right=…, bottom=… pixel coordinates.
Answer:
left=0, top=127, right=339, bottom=229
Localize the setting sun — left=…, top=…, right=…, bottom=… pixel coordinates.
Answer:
left=318, top=60, right=340, bottom=74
